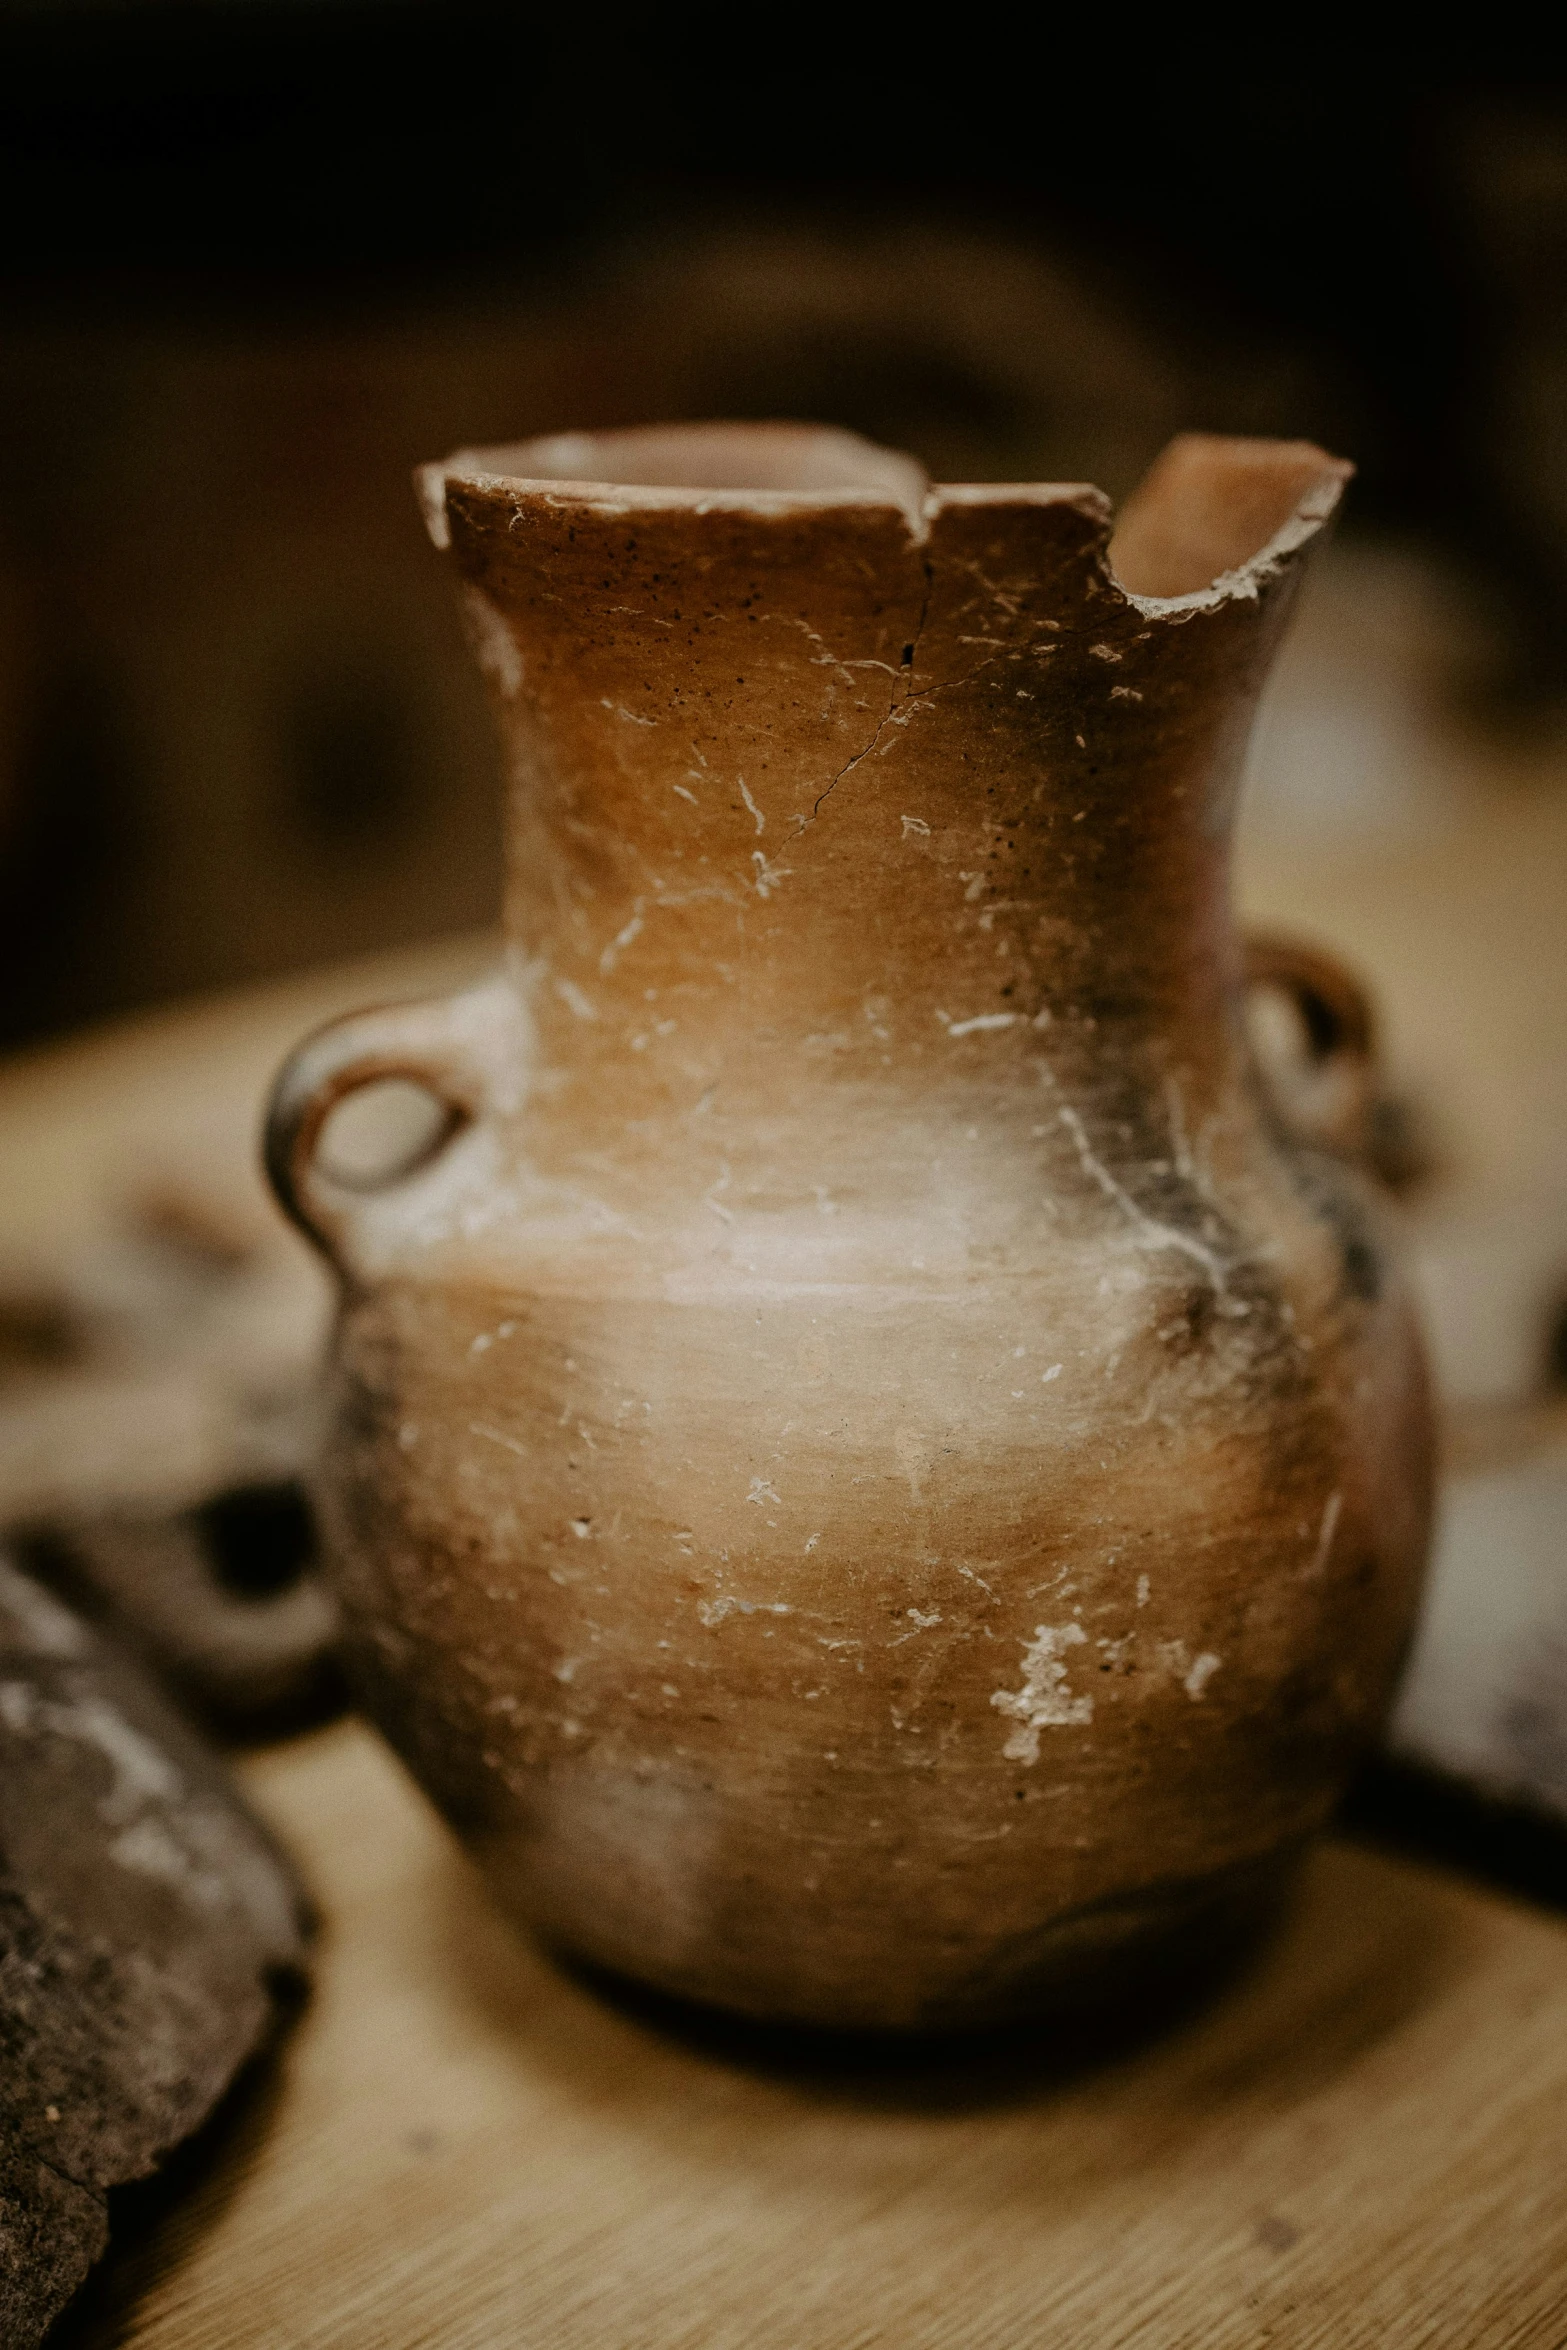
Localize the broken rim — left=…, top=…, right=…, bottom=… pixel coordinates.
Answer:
left=415, top=419, right=1353, bottom=616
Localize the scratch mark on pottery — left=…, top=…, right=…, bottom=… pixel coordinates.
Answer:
left=469, top=1420, right=529, bottom=1460
left=1163, top=1074, right=1198, bottom=1182
left=954, top=556, right=1021, bottom=618
left=901, top=815, right=930, bottom=839
left=751, top=850, right=792, bottom=898
left=955, top=1561, right=997, bottom=1598
left=705, top=1160, right=736, bottom=1223
left=1306, top=1489, right=1343, bottom=1578
left=1058, top=1105, right=1234, bottom=1297
left=697, top=1594, right=793, bottom=1627
left=1157, top=1639, right=1223, bottom=1698
left=746, top=1478, right=782, bottom=1507
left=599, top=906, right=646, bottom=975
left=804, top=565, right=933, bottom=824
left=893, top=1427, right=933, bottom=1501
left=890, top=1608, right=943, bottom=1647
left=600, top=699, right=655, bottom=726
left=737, top=778, right=765, bottom=833
left=944, top=1012, right=1023, bottom=1038
left=555, top=977, right=598, bottom=1020
left=762, top=614, right=896, bottom=691
left=991, top=1623, right=1093, bottom=1762
left=463, top=588, right=523, bottom=696
left=1184, top=1652, right=1222, bottom=1699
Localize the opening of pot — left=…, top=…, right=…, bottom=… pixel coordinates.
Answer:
left=1109, top=433, right=1352, bottom=602
left=439, top=420, right=930, bottom=521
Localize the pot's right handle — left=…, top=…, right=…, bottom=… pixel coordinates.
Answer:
left=1242, top=931, right=1378, bottom=1166
left=264, top=997, right=485, bottom=1266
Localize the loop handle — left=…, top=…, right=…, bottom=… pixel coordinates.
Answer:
left=1242, top=929, right=1378, bottom=1165
left=264, top=997, right=483, bottom=1264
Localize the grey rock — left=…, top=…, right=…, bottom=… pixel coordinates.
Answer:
left=0, top=1553, right=309, bottom=2346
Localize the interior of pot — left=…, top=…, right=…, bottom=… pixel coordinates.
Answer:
left=428, top=419, right=1349, bottom=603
left=448, top=421, right=930, bottom=519
left=1107, top=434, right=1352, bottom=600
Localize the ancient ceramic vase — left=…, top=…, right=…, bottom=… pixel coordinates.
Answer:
left=267, top=424, right=1433, bottom=2031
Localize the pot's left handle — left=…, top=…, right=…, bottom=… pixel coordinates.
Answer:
left=265, top=997, right=485, bottom=1265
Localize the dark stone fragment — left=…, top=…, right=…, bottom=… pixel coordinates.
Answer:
left=0, top=2143, right=106, bottom=2350
left=0, top=1551, right=310, bottom=2345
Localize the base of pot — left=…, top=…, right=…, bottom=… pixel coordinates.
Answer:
left=500, top=1841, right=1305, bottom=2040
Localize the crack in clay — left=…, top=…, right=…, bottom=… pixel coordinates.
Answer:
left=794, top=542, right=1118, bottom=832
left=880, top=633, right=1063, bottom=731
left=803, top=555, right=934, bottom=827
left=805, top=616, right=1069, bottom=824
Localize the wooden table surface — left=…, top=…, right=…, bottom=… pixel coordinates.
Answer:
left=59, top=1715, right=1567, bottom=2350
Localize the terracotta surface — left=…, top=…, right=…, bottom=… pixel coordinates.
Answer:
left=266, top=425, right=1434, bottom=2029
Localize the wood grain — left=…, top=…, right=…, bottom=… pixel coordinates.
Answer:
left=65, top=1716, right=1567, bottom=2348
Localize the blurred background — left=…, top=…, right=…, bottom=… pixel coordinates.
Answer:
left=1, top=14, right=1565, bottom=1038
left=0, top=8, right=1563, bottom=1872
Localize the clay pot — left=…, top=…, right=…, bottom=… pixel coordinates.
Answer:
left=266, top=424, right=1433, bottom=2031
